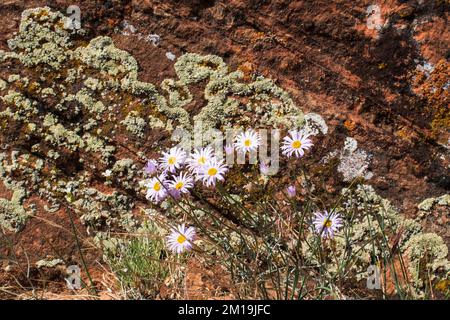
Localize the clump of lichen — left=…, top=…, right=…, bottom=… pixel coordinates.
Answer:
left=0, top=191, right=29, bottom=232
left=322, top=137, right=373, bottom=182
left=405, top=233, right=449, bottom=297
left=35, top=258, right=64, bottom=269
left=418, top=194, right=450, bottom=212
left=0, top=152, right=35, bottom=232
left=121, top=111, right=146, bottom=138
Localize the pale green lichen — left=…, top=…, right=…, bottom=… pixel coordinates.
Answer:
left=161, top=78, right=193, bottom=109
left=75, top=36, right=138, bottom=76
left=35, top=258, right=64, bottom=268
left=323, top=137, right=373, bottom=182
left=121, top=111, right=146, bottom=138
left=72, top=187, right=137, bottom=232
left=0, top=79, right=7, bottom=91
left=174, top=53, right=228, bottom=84
left=0, top=153, right=31, bottom=232
left=82, top=133, right=115, bottom=164
left=4, top=7, right=304, bottom=143
left=7, top=7, right=75, bottom=70
left=172, top=53, right=304, bottom=134
left=405, top=233, right=449, bottom=297
left=111, top=158, right=139, bottom=190
left=0, top=190, right=29, bottom=232
left=7, top=74, right=21, bottom=83
left=75, top=88, right=106, bottom=117
left=1, top=90, right=38, bottom=121
left=418, top=194, right=450, bottom=211
left=147, top=115, right=166, bottom=129
left=44, top=120, right=84, bottom=151
left=41, top=87, right=55, bottom=97
left=84, top=77, right=103, bottom=91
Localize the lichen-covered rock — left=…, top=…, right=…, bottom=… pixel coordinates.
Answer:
left=0, top=191, right=28, bottom=232
left=418, top=194, right=450, bottom=211
left=405, top=233, right=449, bottom=297
left=0, top=6, right=307, bottom=237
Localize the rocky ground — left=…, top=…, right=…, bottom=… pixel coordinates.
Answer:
left=0, top=0, right=448, bottom=299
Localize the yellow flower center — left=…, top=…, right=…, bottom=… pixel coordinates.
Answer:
left=198, top=156, right=206, bottom=165
left=292, top=140, right=302, bottom=149
left=177, top=234, right=186, bottom=244
left=153, top=182, right=161, bottom=191
left=175, top=181, right=184, bottom=190
left=323, top=219, right=332, bottom=228
left=168, top=156, right=176, bottom=165
left=244, top=139, right=251, bottom=147
left=207, top=167, right=218, bottom=176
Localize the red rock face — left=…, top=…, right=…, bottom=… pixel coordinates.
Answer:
left=96, top=0, right=450, bottom=211
left=0, top=1, right=448, bottom=298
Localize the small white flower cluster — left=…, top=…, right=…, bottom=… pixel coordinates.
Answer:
left=144, top=146, right=229, bottom=204
left=233, top=128, right=314, bottom=159
left=144, top=128, right=319, bottom=254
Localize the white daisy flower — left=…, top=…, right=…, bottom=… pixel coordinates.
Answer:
left=281, top=130, right=313, bottom=158
left=168, top=171, right=194, bottom=194
left=159, top=147, right=186, bottom=173
left=186, top=146, right=214, bottom=173
left=145, top=174, right=168, bottom=203
left=166, top=224, right=196, bottom=254
left=234, top=130, right=261, bottom=154
left=198, top=158, right=228, bottom=187
left=312, top=210, right=343, bottom=239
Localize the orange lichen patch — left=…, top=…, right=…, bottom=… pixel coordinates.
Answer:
left=106, top=18, right=119, bottom=28
left=435, top=279, right=450, bottom=295
left=56, top=20, right=65, bottom=29
left=378, top=62, right=387, bottom=70
left=395, top=126, right=417, bottom=142
left=26, top=82, right=41, bottom=94
left=411, top=59, right=449, bottom=142
left=234, top=27, right=266, bottom=44
left=32, top=8, right=50, bottom=20
left=344, top=119, right=356, bottom=132
left=430, top=107, right=450, bottom=141
left=237, top=61, right=254, bottom=81
left=252, top=31, right=266, bottom=43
